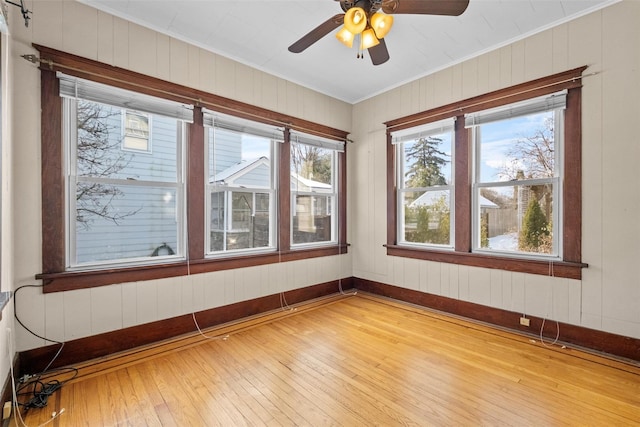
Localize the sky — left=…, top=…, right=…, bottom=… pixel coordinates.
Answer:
left=404, top=110, right=554, bottom=187
left=477, top=110, right=554, bottom=183
left=241, top=135, right=271, bottom=161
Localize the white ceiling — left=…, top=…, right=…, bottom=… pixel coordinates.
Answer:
left=78, top=0, right=617, bottom=104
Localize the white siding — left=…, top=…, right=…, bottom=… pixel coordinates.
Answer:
left=74, top=109, right=182, bottom=264
left=211, top=128, right=242, bottom=174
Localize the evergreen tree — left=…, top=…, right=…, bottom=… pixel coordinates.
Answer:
left=519, top=198, right=550, bottom=252
left=405, top=136, right=449, bottom=188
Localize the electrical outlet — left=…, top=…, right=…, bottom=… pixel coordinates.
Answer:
left=3, top=401, right=11, bottom=420
left=520, top=317, right=530, bottom=327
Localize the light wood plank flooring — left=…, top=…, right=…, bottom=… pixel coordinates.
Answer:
left=11, top=293, right=640, bottom=426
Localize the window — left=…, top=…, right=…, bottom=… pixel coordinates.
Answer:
left=468, top=93, right=565, bottom=258
left=60, top=74, right=191, bottom=269
left=385, top=67, right=586, bottom=279
left=36, top=45, right=348, bottom=291
left=123, top=111, right=151, bottom=152
left=290, top=132, right=343, bottom=246
left=205, top=112, right=280, bottom=255
left=393, top=119, right=454, bottom=248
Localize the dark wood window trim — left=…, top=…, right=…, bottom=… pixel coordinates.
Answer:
left=34, top=45, right=348, bottom=293
left=385, top=67, right=588, bottom=280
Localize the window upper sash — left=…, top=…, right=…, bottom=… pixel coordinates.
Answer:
left=58, top=72, right=194, bottom=122
left=464, top=91, right=566, bottom=128
left=203, top=109, right=284, bottom=142
left=290, top=130, right=345, bottom=152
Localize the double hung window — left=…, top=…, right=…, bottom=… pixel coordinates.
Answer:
left=37, top=46, right=349, bottom=291
left=393, top=119, right=454, bottom=248
left=204, top=112, right=280, bottom=255
left=60, top=74, right=191, bottom=268
left=290, top=132, right=342, bottom=246
left=386, top=67, right=585, bottom=278
left=468, top=92, right=565, bottom=258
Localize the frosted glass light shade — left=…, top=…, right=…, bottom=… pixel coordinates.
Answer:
left=344, top=7, right=367, bottom=34
left=370, top=12, right=393, bottom=39
left=361, top=28, right=380, bottom=49
left=336, top=27, right=355, bottom=48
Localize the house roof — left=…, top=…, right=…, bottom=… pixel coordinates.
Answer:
left=291, top=173, right=332, bottom=192
left=212, top=158, right=331, bottom=191
left=211, top=157, right=268, bottom=184
left=410, top=190, right=498, bottom=208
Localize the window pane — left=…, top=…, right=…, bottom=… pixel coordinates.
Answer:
left=209, top=190, right=272, bottom=252
left=478, top=184, right=554, bottom=255
left=74, top=185, right=179, bottom=265
left=292, top=195, right=334, bottom=244
left=76, top=100, right=179, bottom=182
left=291, top=141, right=337, bottom=246
left=397, top=128, right=453, bottom=247
left=123, top=111, right=150, bottom=151
left=477, top=111, right=555, bottom=183
left=291, top=143, right=333, bottom=190
left=401, top=189, right=451, bottom=245
left=209, top=128, right=272, bottom=188
left=402, top=131, right=452, bottom=188
left=207, top=125, right=275, bottom=254
left=474, top=107, right=559, bottom=257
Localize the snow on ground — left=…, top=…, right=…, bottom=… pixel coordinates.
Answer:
left=487, top=232, right=518, bottom=251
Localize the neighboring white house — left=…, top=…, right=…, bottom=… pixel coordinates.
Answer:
left=74, top=106, right=183, bottom=265
left=410, top=190, right=498, bottom=210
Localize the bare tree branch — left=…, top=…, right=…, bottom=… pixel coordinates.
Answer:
left=75, top=101, right=140, bottom=229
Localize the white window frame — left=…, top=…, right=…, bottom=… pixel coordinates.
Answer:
left=60, top=74, right=190, bottom=269
left=290, top=132, right=343, bottom=248
left=468, top=92, right=565, bottom=260
left=204, top=112, right=279, bottom=256
left=393, top=119, right=455, bottom=249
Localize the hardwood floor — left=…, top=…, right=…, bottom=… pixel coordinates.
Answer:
left=10, top=292, right=640, bottom=426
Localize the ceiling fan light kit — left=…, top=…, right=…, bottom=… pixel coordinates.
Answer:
left=289, top=0, right=470, bottom=66
left=337, top=9, right=391, bottom=52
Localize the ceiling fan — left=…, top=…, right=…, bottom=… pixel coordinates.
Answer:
left=288, top=0, right=470, bottom=65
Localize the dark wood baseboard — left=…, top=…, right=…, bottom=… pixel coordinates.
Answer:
left=353, top=278, right=640, bottom=363
left=19, top=279, right=352, bottom=375
left=17, top=275, right=639, bottom=377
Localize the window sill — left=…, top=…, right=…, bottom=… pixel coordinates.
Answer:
left=36, top=245, right=348, bottom=293
left=385, top=245, right=586, bottom=279
left=0, top=291, right=11, bottom=321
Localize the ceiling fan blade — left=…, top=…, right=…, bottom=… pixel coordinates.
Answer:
left=382, top=0, right=469, bottom=16
left=369, top=38, right=390, bottom=66
left=288, top=14, right=345, bottom=53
